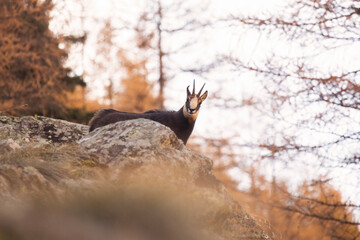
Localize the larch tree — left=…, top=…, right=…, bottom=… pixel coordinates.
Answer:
left=89, top=20, right=157, bottom=112
left=0, top=0, right=84, bottom=118
left=212, top=163, right=360, bottom=240
left=48, top=0, right=211, bottom=111
left=132, top=0, right=211, bottom=109
left=223, top=0, right=360, bottom=228
left=92, top=20, right=117, bottom=108
left=115, top=51, right=157, bottom=113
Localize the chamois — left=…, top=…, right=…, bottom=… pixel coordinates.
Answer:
left=88, top=80, right=208, bottom=144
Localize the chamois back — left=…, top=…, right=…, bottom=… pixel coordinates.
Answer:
left=89, top=109, right=139, bottom=132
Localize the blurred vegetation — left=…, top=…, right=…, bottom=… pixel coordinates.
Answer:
left=91, top=21, right=158, bottom=112
left=212, top=164, right=360, bottom=240
left=0, top=0, right=87, bottom=120
left=220, top=1, right=360, bottom=237
left=187, top=137, right=360, bottom=239
left=0, top=144, right=262, bottom=240
left=0, top=188, right=215, bottom=240
left=115, top=52, right=158, bottom=112
left=0, top=143, right=198, bottom=240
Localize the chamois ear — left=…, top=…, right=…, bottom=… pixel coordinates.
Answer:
left=200, top=90, right=208, bottom=102
left=187, top=85, right=191, bottom=96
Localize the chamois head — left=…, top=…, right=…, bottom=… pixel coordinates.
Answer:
left=183, top=80, right=208, bottom=121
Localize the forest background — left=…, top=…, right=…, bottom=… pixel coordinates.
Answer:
left=0, top=0, right=359, bottom=239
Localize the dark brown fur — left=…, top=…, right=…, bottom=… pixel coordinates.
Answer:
left=88, top=108, right=195, bottom=144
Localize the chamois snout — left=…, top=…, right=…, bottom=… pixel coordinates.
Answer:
left=186, top=97, right=200, bottom=114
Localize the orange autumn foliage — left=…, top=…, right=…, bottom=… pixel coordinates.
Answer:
left=115, top=53, right=158, bottom=113
left=213, top=165, right=360, bottom=240
left=0, top=0, right=84, bottom=118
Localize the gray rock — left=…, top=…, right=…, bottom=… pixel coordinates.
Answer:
left=79, top=119, right=214, bottom=185
left=0, top=115, right=88, bottom=147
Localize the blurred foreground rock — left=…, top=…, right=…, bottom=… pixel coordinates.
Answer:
left=0, top=115, right=272, bottom=240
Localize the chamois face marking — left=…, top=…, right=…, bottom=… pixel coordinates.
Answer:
left=183, top=80, right=208, bottom=122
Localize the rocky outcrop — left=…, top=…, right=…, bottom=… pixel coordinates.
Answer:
left=79, top=119, right=217, bottom=189
left=0, top=115, right=88, bottom=147
left=0, top=115, right=272, bottom=240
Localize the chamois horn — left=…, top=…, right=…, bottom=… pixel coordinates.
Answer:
left=197, top=83, right=206, bottom=97
left=192, top=79, right=196, bottom=95
left=187, top=85, right=191, bottom=96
